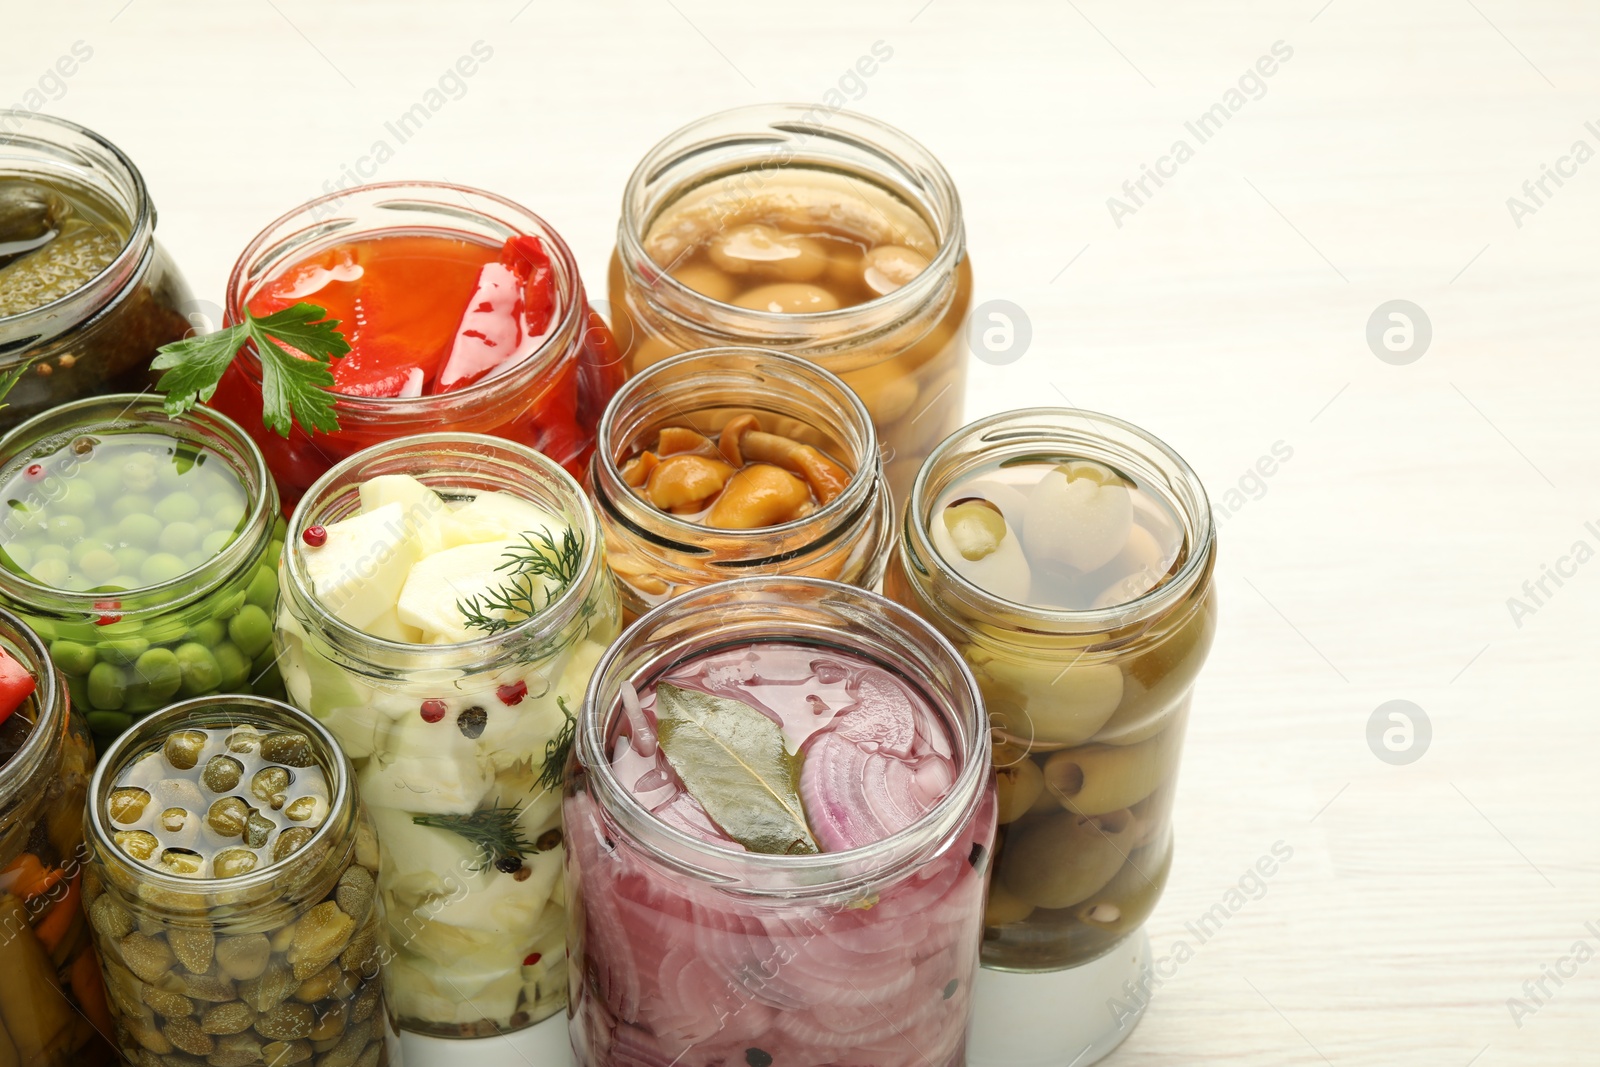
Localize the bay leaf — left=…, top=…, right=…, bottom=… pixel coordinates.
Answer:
left=654, top=682, right=818, bottom=856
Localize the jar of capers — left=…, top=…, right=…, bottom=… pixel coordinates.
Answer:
left=0, top=395, right=285, bottom=751
left=84, top=694, right=400, bottom=1067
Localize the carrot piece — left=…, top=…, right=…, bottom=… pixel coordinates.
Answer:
left=69, top=947, right=114, bottom=1043
left=33, top=871, right=79, bottom=954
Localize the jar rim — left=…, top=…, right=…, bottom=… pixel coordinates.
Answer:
left=905, top=407, right=1216, bottom=632
left=0, top=393, right=276, bottom=617
left=281, top=431, right=604, bottom=660
left=593, top=346, right=883, bottom=549
left=0, top=110, right=153, bottom=339
left=0, top=604, right=63, bottom=813
left=615, top=103, right=966, bottom=344
left=222, top=179, right=587, bottom=421
left=577, top=576, right=990, bottom=892
left=85, top=694, right=354, bottom=899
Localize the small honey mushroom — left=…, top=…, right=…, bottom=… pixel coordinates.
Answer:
left=704, top=464, right=813, bottom=529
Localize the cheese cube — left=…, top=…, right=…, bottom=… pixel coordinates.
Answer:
left=304, top=503, right=420, bottom=629
left=396, top=539, right=560, bottom=643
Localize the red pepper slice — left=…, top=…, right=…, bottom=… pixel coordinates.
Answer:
left=0, top=648, right=36, bottom=727
left=437, top=236, right=559, bottom=393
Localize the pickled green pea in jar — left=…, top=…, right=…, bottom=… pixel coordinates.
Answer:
left=84, top=694, right=400, bottom=1067
left=0, top=395, right=284, bottom=750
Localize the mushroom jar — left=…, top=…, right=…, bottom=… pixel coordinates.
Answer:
left=83, top=695, right=400, bottom=1067
left=884, top=409, right=1216, bottom=978
left=591, top=347, right=892, bottom=619
left=608, top=104, right=971, bottom=504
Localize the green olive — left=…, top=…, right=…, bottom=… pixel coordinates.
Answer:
left=1042, top=723, right=1184, bottom=817
left=999, top=808, right=1137, bottom=909
left=995, top=750, right=1045, bottom=824
left=1073, top=843, right=1173, bottom=935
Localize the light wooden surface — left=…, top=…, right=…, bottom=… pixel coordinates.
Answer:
left=8, top=2, right=1599, bottom=1064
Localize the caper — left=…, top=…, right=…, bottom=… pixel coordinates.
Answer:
left=260, top=732, right=313, bottom=768
left=272, top=827, right=314, bottom=863
left=114, top=830, right=159, bottom=861
left=213, top=848, right=259, bottom=880
left=109, top=786, right=151, bottom=824
left=159, top=848, right=204, bottom=877
left=206, top=797, right=249, bottom=838
left=245, top=810, right=274, bottom=849
left=225, top=724, right=262, bottom=753
left=283, top=796, right=324, bottom=824
left=252, top=767, right=290, bottom=809
left=202, top=754, right=243, bottom=793
left=159, top=807, right=189, bottom=833
left=163, top=729, right=208, bottom=770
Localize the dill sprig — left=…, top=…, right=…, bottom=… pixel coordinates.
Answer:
left=538, top=697, right=577, bottom=792
left=412, top=802, right=537, bottom=872
left=456, top=527, right=583, bottom=635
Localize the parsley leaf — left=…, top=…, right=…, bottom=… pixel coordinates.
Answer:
left=152, top=303, right=350, bottom=437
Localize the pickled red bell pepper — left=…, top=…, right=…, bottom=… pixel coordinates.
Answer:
left=437, top=235, right=557, bottom=392
left=0, top=650, right=34, bottom=727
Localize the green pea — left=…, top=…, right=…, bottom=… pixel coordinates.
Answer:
left=272, top=515, right=288, bottom=540
left=68, top=540, right=99, bottom=566
left=86, top=710, right=133, bottom=735
left=79, top=548, right=119, bottom=583
left=159, top=521, right=200, bottom=555
left=227, top=605, right=273, bottom=658
left=115, top=513, right=163, bottom=548
left=185, top=619, right=227, bottom=646
left=153, top=493, right=201, bottom=524
left=131, top=648, right=183, bottom=702
left=6, top=504, right=46, bottom=535
left=201, top=529, right=233, bottom=557
left=29, top=558, right=68, bottom=588
left=103, top=578, right=137, bottom=594
left=214, top=591, right=246, bottom=617
left=175, top=643, right=222, bottom=696
left=87, top=662, right=128, bottom=710
left=63, top=576, right=92, bottom=593
left=139, top=552, right=190, bottom=586
left=32, top=544, right=67, bottom=563
left=110, top=494, right=153, bottom=520
left=190, top=515, right=215, bottom=537
left=206, top=492, right=245, bottom=530
left=244, top=567, right=278, bottom=612
left=66, top=673, right=88, bottom=713
left=97, top=638, right=149, bottom=667
left=45, top=514, right=86, bottom=543
left=50, top=639, right=96, bottom=676
left=0, top=542, right=31, bottom=572
left=212, top=641, right=250, bottom=690
left=112, top=547, right=148, bottom=576
left=83, top=462, right=121, bottom=499
left=120, top=454, right=159, bottom=492
left=27, top=618, right=57, bottom=642
left=55, top=480, right=96, bottom=515
left=267, top=539, right=284, bottom=563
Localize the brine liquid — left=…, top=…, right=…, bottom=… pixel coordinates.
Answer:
left=610, top=642, right=956, bottom=853
left=0, top=432, right=247, bottom=593
left=0, top=177, right=128, bottom=316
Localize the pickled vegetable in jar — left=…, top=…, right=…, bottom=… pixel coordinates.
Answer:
left=0, top=113, right=194, bottom=433
left=0, top=396, right=284, bottom=750
left=0, top=606, right=117, bottom=1066
left=885, top=409, right=1215, bottom=992
left=84, top=695, right=399, bottom=1067
left=276, top=435, right=621, bottom=1038
left=594, top=348, right=892, bottom=618
left=210, top=182, right=623, bottom=508
left=610, top=105, right=971, bottom=504
left=567, top=577, right=995, bottom=1067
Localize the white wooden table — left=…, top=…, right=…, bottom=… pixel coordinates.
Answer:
left=8, top=2, right=1598, bottom=1064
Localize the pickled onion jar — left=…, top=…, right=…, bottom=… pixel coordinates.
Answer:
left=590, top=347, right=893, bottom=620
left=212, top=181, right=624, bottom=508
left=566, top=576, right=996, bottom=1067
left=608, top=105, right=972, bottom=504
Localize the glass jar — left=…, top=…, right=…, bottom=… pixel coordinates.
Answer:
left=211, top=181, right=625, bottom=509
left=566, top=576, right=996, bottom=1067
left=276, top=433, right=622, bottom=1038
left=83, top=694, right=399, bottom=1067
left=884, top=409, right=1216, bottom=976
left=0, top=605, right=116, bottom=1066
left=0, top=112, right=194, bottom=433
left=0, top=395, right=285, bottom=752
left=609, top=104, right=972, bottom=504
left=591, top=346, right=893, bottom=619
